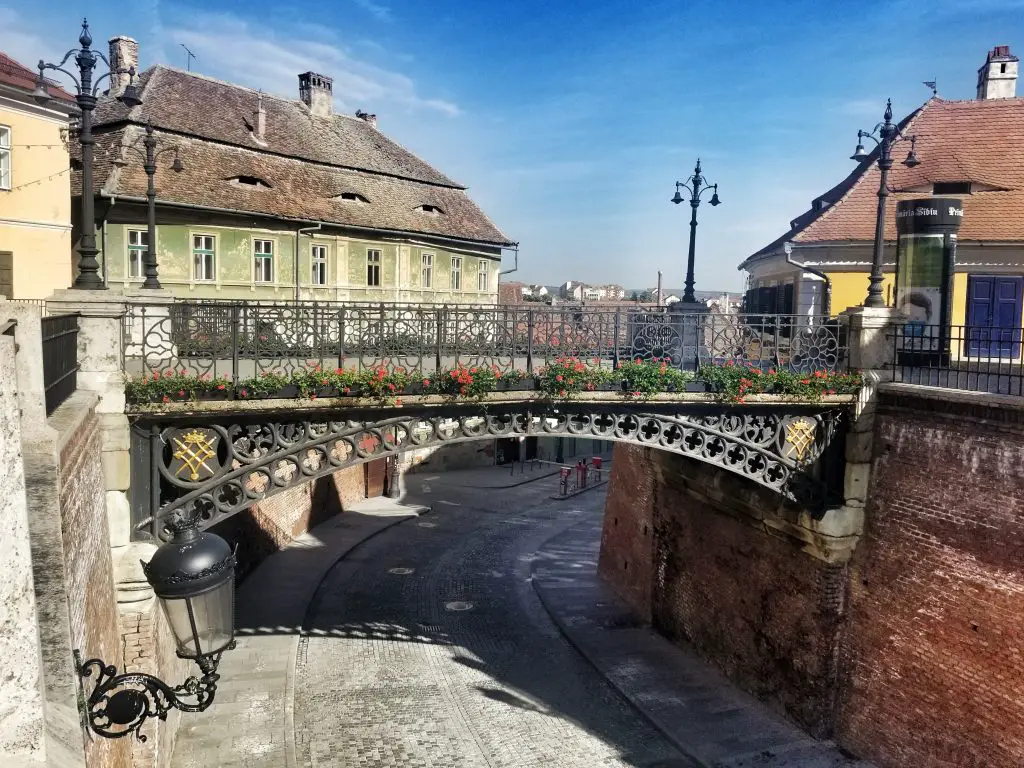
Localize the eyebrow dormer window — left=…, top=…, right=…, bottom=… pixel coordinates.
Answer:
left=334, top=192, right=369, bottom=204
left=416, top=204, right=444, bottom=216
left=229, top=175, right=272, bottom=188
left=933, top=182, right=971, bottom=195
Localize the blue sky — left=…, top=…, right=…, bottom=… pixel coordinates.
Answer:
left=3, top=0, right=1023, bottom=290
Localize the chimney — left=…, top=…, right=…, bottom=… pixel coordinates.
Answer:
left=298, top=72, right=333, bottom=117
left=355, top=109, right=377, bottom=128
left=253, top=92, right=266, bottom=141
left=977, top=45, right=1019, bottom=100
left=108, top=36, right=139, bottom=96
left=656, top=270, right=663, bottom=307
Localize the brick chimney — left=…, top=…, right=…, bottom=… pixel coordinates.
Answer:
left=108, top=36, right=139, bottom=96
left=299, top=72, right=333, bottom=117
left=355, top=109, right=377, bottom=128
left=977, top=45, right=1019, bottom=99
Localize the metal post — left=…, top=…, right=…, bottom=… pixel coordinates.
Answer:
left=684, top=201, right=699, bottom=303
left=76, top=61, right=102, bottom=288
left=230, top=304, right=240, bottom=389
left=150, top=424, right=162, bottom=539
left=866, top=147, right=893, bottom=308
left=338, top=307, right=346, bottom=369
left=612, top=309, right=621, bottom=370
left=435, top=308, right=443, bottom=372
left=142, top=122, right=161, bottom=289
left=526, top=308, right=535, bottom=373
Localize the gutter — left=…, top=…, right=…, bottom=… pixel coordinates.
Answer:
left=97, top=192, right=514, bottom=250
left=499, top=243, right=521, bottom=276
left=784, top=242, right=831, bottom=318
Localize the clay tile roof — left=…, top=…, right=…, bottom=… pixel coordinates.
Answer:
left=0, top=51, right=76, bottom=105
left=83, top=66, right=512, bottom=247
left=742, top=96, right=1024, bottom=267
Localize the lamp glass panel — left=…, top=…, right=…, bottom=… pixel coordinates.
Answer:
left=161, top=575, right=235, bottom=658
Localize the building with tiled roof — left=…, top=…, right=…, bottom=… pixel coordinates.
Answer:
left=739, top=45, right=1024, bottom=338
left=0, top=51, right=78, bottom=298
left=77, top=36, right=513, bottom=302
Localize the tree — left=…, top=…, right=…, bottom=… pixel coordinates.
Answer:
left=637, top=290, right=654, bottom=303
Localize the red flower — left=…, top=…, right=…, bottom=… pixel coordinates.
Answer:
left=422, top=378, right=430, bottom=387
left=768, top=368, right=776, bottom=375
left=342, top=387, right=350, bottom=394
left=559, top=389, right=567, bottom=396
left=726, top=360, right=734, bottom=367
left=800, top=379, right=811, bottom=385
left=310, top=394, right=317, bottom=399
left=240, top=389, right=248, bottom=397
left=828, top=389, right=836, bottom=395
left=217, top=383, right=226, bottom=391
left=388, top=383, right=396, bottom=392
left=556, top=374, right=563, bottom=382
left=335, top=367, right=344, bottom=375
left=395, top=398, right=403, bottom=406
left=632, top=391, right=641, bottom=397
left=737, top=396, right=746, bottom=404
left=178, top=389, right=185, bottom=397
left=321, top=378, right=329, bottom=385
left=152, top=371, right=160, bottom=380
left=162, top=395, right=170, bottom=403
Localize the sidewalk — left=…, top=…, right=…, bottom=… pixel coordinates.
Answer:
left=530, top=516, right=873, bottom=768
left=170, top=498, right=427, bottom=768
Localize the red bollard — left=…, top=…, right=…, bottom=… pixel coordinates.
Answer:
left=591, top=456, right=602, bottom=482
left=559, top=466, right=571, bottom=496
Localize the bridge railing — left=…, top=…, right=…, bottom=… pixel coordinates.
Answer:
left=121, top=300, right=847, bottom=383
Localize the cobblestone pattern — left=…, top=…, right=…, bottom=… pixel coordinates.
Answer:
left=837, top=390, right=1024, bottom=767
left=603, top=449, right=846, bottom=738
left=58, top=407, right=132, bottom=768
left=294, top=477, right=688, bottom=767
left=598, top=445, right=656, bottom=621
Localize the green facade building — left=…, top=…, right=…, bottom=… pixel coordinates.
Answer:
left=80, top=58, right=513, bottom=303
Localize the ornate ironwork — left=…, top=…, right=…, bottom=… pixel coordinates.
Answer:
left=123, top=300, right=848, bottom=385
left=136, top=403, right=844, bottom=538
left=76, top=646, right=232, bottom=741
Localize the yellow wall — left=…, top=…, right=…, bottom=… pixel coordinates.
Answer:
left=950, top=272, right=969, bottom=327
left=0, top=100, right=73, bottom=298
left=825, top=271, right=896, bottom=315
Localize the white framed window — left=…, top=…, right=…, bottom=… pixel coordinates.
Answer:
left=311, top=244, right=328, bottom=286
left=192, top=234, right=216, bottom=281
left=367, top=248, right=381, bottom=287
left=127, top=229, right=148, bottom=279
left=421, top=252, right=433, bottom=288
left=0, top=125, right=10, bottom=190
left=477, top=260, right=489, bottom=292
left=451, top=256, right=462, bottom=291
left=254, top=239, right=274, bottom=283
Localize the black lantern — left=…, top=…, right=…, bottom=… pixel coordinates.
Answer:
left=78, top=509, right=236, bottom=741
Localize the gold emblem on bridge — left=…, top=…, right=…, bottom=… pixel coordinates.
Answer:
left=171, top=428, right=218, bottom=481
left=783, top=418, right=816, bottom=462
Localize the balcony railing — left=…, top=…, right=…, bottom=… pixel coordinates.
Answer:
left=892, top=323, right=1024, bottom=397
left=122, top=300, right=847, bottom=385
left=42, top=313, right=80, bottom=415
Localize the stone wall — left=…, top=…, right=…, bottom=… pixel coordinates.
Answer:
left=601, top=445, right=847, bottom=737
left=836, top=385, right=1024, bottom=768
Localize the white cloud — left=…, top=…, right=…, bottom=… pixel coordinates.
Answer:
left=352, top=0, right=392, bottom=23
left=167, top=11, right=458, bottom=116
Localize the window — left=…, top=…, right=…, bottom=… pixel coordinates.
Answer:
left=0, top=126, right=10, bottom=190
left=421, top=252, right=433, bottom=288
left=229, top=175, right=271, bottom=188
left=311, top=244, right=328, bottom=286
left=477, top=260, right=489, bottom=292
left=254, top=239, right=274, bottom=282
left=366, top=249, right=381, bottom=287
left=334, top=192, right=369, bottom=204
left=932, top=182, right=971, bottom=195
left=416, top=204, right=444, bottom=215
left=451, top=256, right=462, bottom=291
left=192, top=234, right=216, bottom=281
left=127, top=229, right=148, bottom=279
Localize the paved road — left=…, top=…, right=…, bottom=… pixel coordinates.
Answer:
left=293, top=473, right=693, bottom=768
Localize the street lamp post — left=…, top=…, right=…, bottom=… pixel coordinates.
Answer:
left=671, top=159, right=721, bottom=304
left=77, top=508, right=236, bottom=740
left=849, top=99, right=920, bottom=308
left=116, top=121, right=185, bottom=289
left=33, top=18, right=143, bottom=290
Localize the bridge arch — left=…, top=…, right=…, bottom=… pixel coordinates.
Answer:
left=132, top=400, right=848, bottom=540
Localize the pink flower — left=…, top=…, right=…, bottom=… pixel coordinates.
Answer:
left=217, top=383, right=226, bottom=391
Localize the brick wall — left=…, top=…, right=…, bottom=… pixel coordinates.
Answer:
left=212, top=464, right=366, bottom=580
left=598, top=446, right=655, bottom=622
left=58, top=408, right=132, bottom=768
left=601, top=445, right=846, bottom=737
left=836, top=386, right=1024, bottom=767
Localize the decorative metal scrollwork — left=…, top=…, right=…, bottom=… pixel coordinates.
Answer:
left=77, top=646, right=232, bottom=741
left=138, top=404, right=844, bottom=538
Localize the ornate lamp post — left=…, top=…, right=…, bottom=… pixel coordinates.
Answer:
left=113, top=121, right=185, bottom=289
left=33, top=18, right=143, bottom=290
left=78, top=509, right=236, bottom=740
left=849, top=98, right=921, bottom=308
left=671, top=159, right=721, bottom=304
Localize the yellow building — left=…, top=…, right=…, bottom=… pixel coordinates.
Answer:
left=740, top=46, right=1024, bottom=353
left=0, top=52, right=77, bottom=299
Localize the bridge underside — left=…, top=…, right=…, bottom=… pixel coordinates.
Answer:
left=129, top=401, right=848, bottom=540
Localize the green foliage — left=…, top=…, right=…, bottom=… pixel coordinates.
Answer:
left=697, top=362, right=863, bottom=403
left=617, top=357, right=694, bottom=397
left=430, top=364, right=501, bottom=400
left=123, top=369, right=228, bottom=403
left=536, top=357, right=612, bottom=399
left=356, top=366, right=411, bottom=403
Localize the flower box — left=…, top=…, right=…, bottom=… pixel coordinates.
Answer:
left=402, top=381, right=429, bottom=396
left=315, top=386, right=341, bottom=398
left=270, top=384, right=301, bottom=399
left=197, top=388, right=231, bottom=401
left=496, top=376, right=536, bottom=392
left=685, top=381, right=709, bottom=393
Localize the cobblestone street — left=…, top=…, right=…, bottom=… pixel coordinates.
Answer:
left=293, top=474, right=690, bottom=767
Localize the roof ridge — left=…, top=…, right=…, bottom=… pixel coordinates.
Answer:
left=149, top=64, right=299, bottom=107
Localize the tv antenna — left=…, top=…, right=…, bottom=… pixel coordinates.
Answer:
left=180, top=44, right=197, bottom=72
left=923, top=79, right=937, bottom=96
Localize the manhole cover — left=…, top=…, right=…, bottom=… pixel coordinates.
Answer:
left=418, top=521, right=437, bottom=528
left=388, top=567, right=414, bottom=575
left=445, top=601, right=474, bottom=612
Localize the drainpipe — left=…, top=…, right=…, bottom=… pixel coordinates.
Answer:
left=498, top=243, right=521, bottom=277
left=99, top=197, right=116, bottom=287
left=295, top=223, right=322, bottom=302
left=784, top=241, right=831, bottom=319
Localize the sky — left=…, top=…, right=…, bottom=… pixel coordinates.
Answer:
left=3, top=1, right=1023, bottom=291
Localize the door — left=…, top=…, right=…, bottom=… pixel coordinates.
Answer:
left=967, top=275, right=1024, bottom=358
